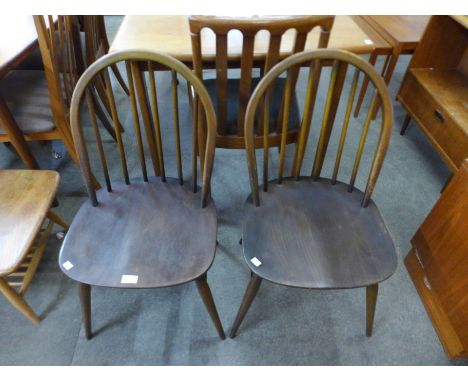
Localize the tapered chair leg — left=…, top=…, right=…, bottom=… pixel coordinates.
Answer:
left=47, top=210, right=69, bottom=230
left=195, top=274, right=226, bottom=340
left=230, top=273, right=262, bottom=338
left=400, top=114, right=411, bottom=135
left=0, top=277, right=40, bottom=324
left=366, top=283, right=379, bottom=337
left=79, top=283, right=92, bottom=340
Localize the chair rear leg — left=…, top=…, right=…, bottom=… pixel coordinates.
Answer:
left=195, top=273, right=225, bottom=340
left=400, top=114, right=411, bottom=135
left=79, top=283, right=92, bottom=340
left=366, top=283, right=379, bottom=337
left=0, top=277, right=39, bottom=324
left=230, top=273, right=262, bottom=338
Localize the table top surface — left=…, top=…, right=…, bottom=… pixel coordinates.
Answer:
left=0, top=15, right=39, bottom=77
left=109, top=15, right=389, bottom=61
left=361, top=16, right=430, bottom=47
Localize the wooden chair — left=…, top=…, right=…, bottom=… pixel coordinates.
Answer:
left=189, top=16, right=335, bottom=154
left=82, top=16, right=130, bottom=95
left=230, top=49, right=397, bottom=338
left=0, top=170, right=68, bottom=324
left=58, top=50, right=225, bottom=340
left=0, top=16, right=115, bottom=169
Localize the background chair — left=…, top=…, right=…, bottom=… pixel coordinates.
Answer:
left=0, top=16, right=81, bottom=163
left=59, top=50, right=224, bottom=340
left=0, top=16, right=117, bottom=167
left=189, top=15, right=335, bottom=155
left=82, top=15, right=130, bottom=95
left=230, top=49, right=397, bottom=338
left=0, top=169, right=68, bottom=324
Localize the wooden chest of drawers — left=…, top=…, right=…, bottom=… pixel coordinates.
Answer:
left=405, top=160, right=468, bottom=359
left=397, top=16, right=468, bottom=172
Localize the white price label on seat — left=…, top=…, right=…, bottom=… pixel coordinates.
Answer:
left=121, top=275, right=138, bottom=284
left=250, top=257, right=262, bottom=267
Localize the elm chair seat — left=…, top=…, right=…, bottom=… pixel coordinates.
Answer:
left=0, top=70, right=55, bottom=134
left=230, top=49, right=397, bottom=339
left=203, top=77, right=300, bottom=136
left=59, top=178, right=217, bottom=288
left=242, top=178, right=397, bottom=289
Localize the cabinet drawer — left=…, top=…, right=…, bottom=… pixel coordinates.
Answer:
left=398, top=72, right=468, bottom=170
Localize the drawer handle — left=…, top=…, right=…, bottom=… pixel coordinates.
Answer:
left=434, top=109, right=445, bottom=123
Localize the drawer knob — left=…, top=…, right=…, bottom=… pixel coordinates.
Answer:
left=434, top=109, right=445, bottom=123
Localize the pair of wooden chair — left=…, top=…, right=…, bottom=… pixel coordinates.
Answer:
left=58, top=42, right=396, bottom=339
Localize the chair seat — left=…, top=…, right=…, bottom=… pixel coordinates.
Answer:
left=0, top=170, right=59, bottom=275
left=242, top=178, right=397, bottom=289
left=0, top=70, right=55, bottom=135
left=204, top=77, right=300, bottom=136
left=59, top=177, right=217, bottom=288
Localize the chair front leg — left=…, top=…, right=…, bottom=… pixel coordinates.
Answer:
left=195, top=273, right=226, bottom=340
left=366, top=283, right=379, bottom=337
left=79, top=283, right=92, bottom=340
left=0, top=277, right=39, bottom=324
left=230, top=273, right=262, bottom=338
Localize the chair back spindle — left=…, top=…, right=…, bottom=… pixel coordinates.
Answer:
left=244, top=49, right=393, bottom=208
left=69, top=50, right=217, bottom=208
left=189, top=16, right=335, bottom=149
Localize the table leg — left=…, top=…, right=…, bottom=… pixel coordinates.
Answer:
left=0, top=97, right=39, bottom=169
left=371, top=46, right=402, bottom=119
left=354, top=51, right=378, bottom=118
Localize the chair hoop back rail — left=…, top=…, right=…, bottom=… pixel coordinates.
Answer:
left=69, top=49, right=217, bottom=208
left=244, top=49, right=394, bottom=208
left=189, top=15, right=335, bottom=150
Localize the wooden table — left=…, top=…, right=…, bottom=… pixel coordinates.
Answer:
left=109, top=15, right=393, bottom=153
left=353, top=15, right=430, bottom=118
left=109, top=15, right=391, bottom=61
left=0, top=15, right=45, bottom=169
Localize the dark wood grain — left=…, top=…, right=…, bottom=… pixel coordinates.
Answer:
left=59, top=178, right=217, bottom=288
left=242, top=179, right=396, bottom=289
left=79, top=283, right=92, bottom=339
left=229, top=273, right=262, bottom=338
left=232, top=49, right=396, bottom=338
left=63, top=50, right=222, bottom=339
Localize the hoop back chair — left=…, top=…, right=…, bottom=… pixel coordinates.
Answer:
left=189, top=16, right=335, bottom=154
left=230, top=49, right=397, bottom=338
left=58, top=50, right=224, bottom=340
